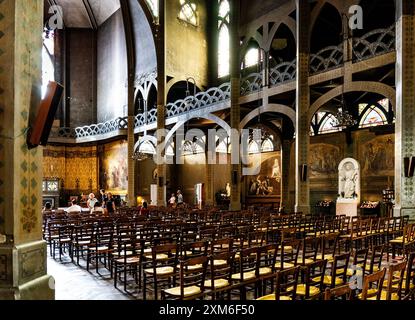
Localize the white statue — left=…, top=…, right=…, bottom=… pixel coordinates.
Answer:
left=225, top=183, right=231, bottom=198
left=340, top=162, right=357, bottom=199
left=338, top=159, right=360, bottom=199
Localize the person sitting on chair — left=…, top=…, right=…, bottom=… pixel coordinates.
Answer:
left=67, top=199, right=82, bottom=213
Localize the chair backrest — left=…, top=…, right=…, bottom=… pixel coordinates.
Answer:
left=330, top=252, right=351, bottom=287
left=324, top=285, right=353, bottom=300
left=279, top=239, right=301, bottom=269
left=351, top=248, right=369, bottom=274
left=302, top=259, right=328, bottom=299
left=181, top=241, right=209, bottom=259
left=257, top=244, right=278, bottom=273
left=367, top=244, right=385, bottom=274
left=237, top=247, right=260, bottom=280
left=403, top=252, right=415, bottom=297
left=384, top=260, right=407, bottom=301
left=151, top=243, right=179, bottom=270
left=178, top=256, right=209, bottom=299
left=275, top=266, right=300, bottom=300
left=208, top=251, right=235, bottom=286
left=300, top=237, right=319, bottom=265
left=211, top=238, right=233, bottom=254
left=360, top=268, right=386, bottom=300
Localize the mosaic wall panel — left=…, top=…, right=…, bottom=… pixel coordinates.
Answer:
left=43, top=145, right=98, bottom=192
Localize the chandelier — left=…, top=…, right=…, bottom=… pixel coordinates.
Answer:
left=331, top=90, right=357, bottom=129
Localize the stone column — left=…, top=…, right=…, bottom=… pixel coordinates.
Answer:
left=295, top=0, right=311, bottom=214
left=120, top=0, right=137, bottom=207
left=156, top=0, right=167, bottom=206
left=0, top=0, right=54, bottom=299
left=229, top=0, right=241, bottom=211
left=395, top=0, right=415, bottom=219
left=205, top=163, right=214, bottom=206
left=281, top=139, right=292, bottom=211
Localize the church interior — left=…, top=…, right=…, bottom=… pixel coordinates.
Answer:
left=0, top=0, right=415, bottom=302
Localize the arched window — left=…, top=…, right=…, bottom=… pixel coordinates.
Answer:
left=359, top=100, right=388, bottom=128
left=145, top=0, right=159, bottom=18
left=218, top=0, right=230, bottom=77
left=42, top=30, right=55, bottom=99
left=179, top=0, right=197, bottom=26
left=310, top=111, right=341, bottom=136
left=248, top=141, right=261, bottom=154
left=261, top=138, right=274, bottom=153
left=318, top=113, right=340, bottom=134
left=243, top=48, right=260, bottom=69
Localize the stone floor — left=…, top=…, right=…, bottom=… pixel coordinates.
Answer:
left=47, top=256, right=134, bottom=300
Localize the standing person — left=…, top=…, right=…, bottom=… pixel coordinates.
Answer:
left=100, top=189, right=108, bottom=207
left=177, top=190, right=184, bottom=208
left=87, top=193, right=98, bottom=211
left=169, top=193, right=177, bottom=208
left=105, top=193, right=116, bottom=216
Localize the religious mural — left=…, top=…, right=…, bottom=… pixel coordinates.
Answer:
left=102, top=141, right=128, bottom=193
left=246, top=152, right=281, bottom=196
left=309, top=143, right=342, bottom=179
left=360, top=135, right=394, bottom=177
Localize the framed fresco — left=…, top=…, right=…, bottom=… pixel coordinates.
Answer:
left=245, top=152, right=282, bottom=199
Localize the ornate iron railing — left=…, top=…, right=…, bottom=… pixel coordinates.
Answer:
left=353, top=25, right=395, bottom=61
left=73, top=117, right=128, bottom=138
left=310, top=44, right=344, bottom=74
left=52, top=26, right=395, bottom=141
left=269, top=59, right=297, bottom=86
left=240, top=72, right=263, bottom=96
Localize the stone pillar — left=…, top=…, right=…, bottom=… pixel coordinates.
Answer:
left=281, top=140, right=292, bottom=211
left=156, top=0, right=167, bottom=206
left=295, top=0, right=310, bottom=214
left=0, top=0, right=54, bottom=299
left=205, top=163, right=214, bottom=206
left=229, top=0, right=241, bottom=211
left=121, top=0, right=137, bottom=207
left=395, top=0, right=415, bottom=219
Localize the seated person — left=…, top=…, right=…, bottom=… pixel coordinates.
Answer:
left=140, top=202, right=149, bottom=216
left=67, top=199, right=82, bottom=213
left=42, top=202, right=52, bottom=213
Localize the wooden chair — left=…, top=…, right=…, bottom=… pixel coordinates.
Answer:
left=86, top=222, right=114, bottom=274
left=323, top=252, right=350, bottom=289
left=381, top=260, right=407, bottom=300
left=161, top=256, right=209, bottom=300
left=390, top=224, right=415, bottom=259
left=324, top=285, right=353, bottom=300
left=402, top=252, right=415, bottom=300
left=316, top=233, right=339, bottom=263
left=71, top=223, right=94, bottom=265
left=205, top=251, right=235, bottom=300
left=275, top=239, right=301, bottom=270
left=54, top=225, right=74, bottom=262
left=231, top=246, right=260, bottom=300
left=358, top=268, right=386, bottom=300
left=112, top=239, right=145, bottom=293
left=257, top=244, right=278, bottom=296
left=298, top=237, right=319, bottom=266
left=256, top=266, right=300, bottom=301
left=347, top=248, right=368, bottom=278
left=365, top=244, right=385, bottom=274
left=296, top=259, right=327, bottom=300
left=143, top=244, right=179, bottom=300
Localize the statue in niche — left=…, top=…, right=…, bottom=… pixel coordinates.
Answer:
left=339, top=161, right=359, bottom=199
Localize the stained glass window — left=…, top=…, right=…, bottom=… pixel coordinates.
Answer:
left=218, top=0, right=230, bottom=77
left=359, top=105, right=387, bottom=128
left=318, top=113, right=341, bottom=134
left=179, top=0, right=197, bottom=25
